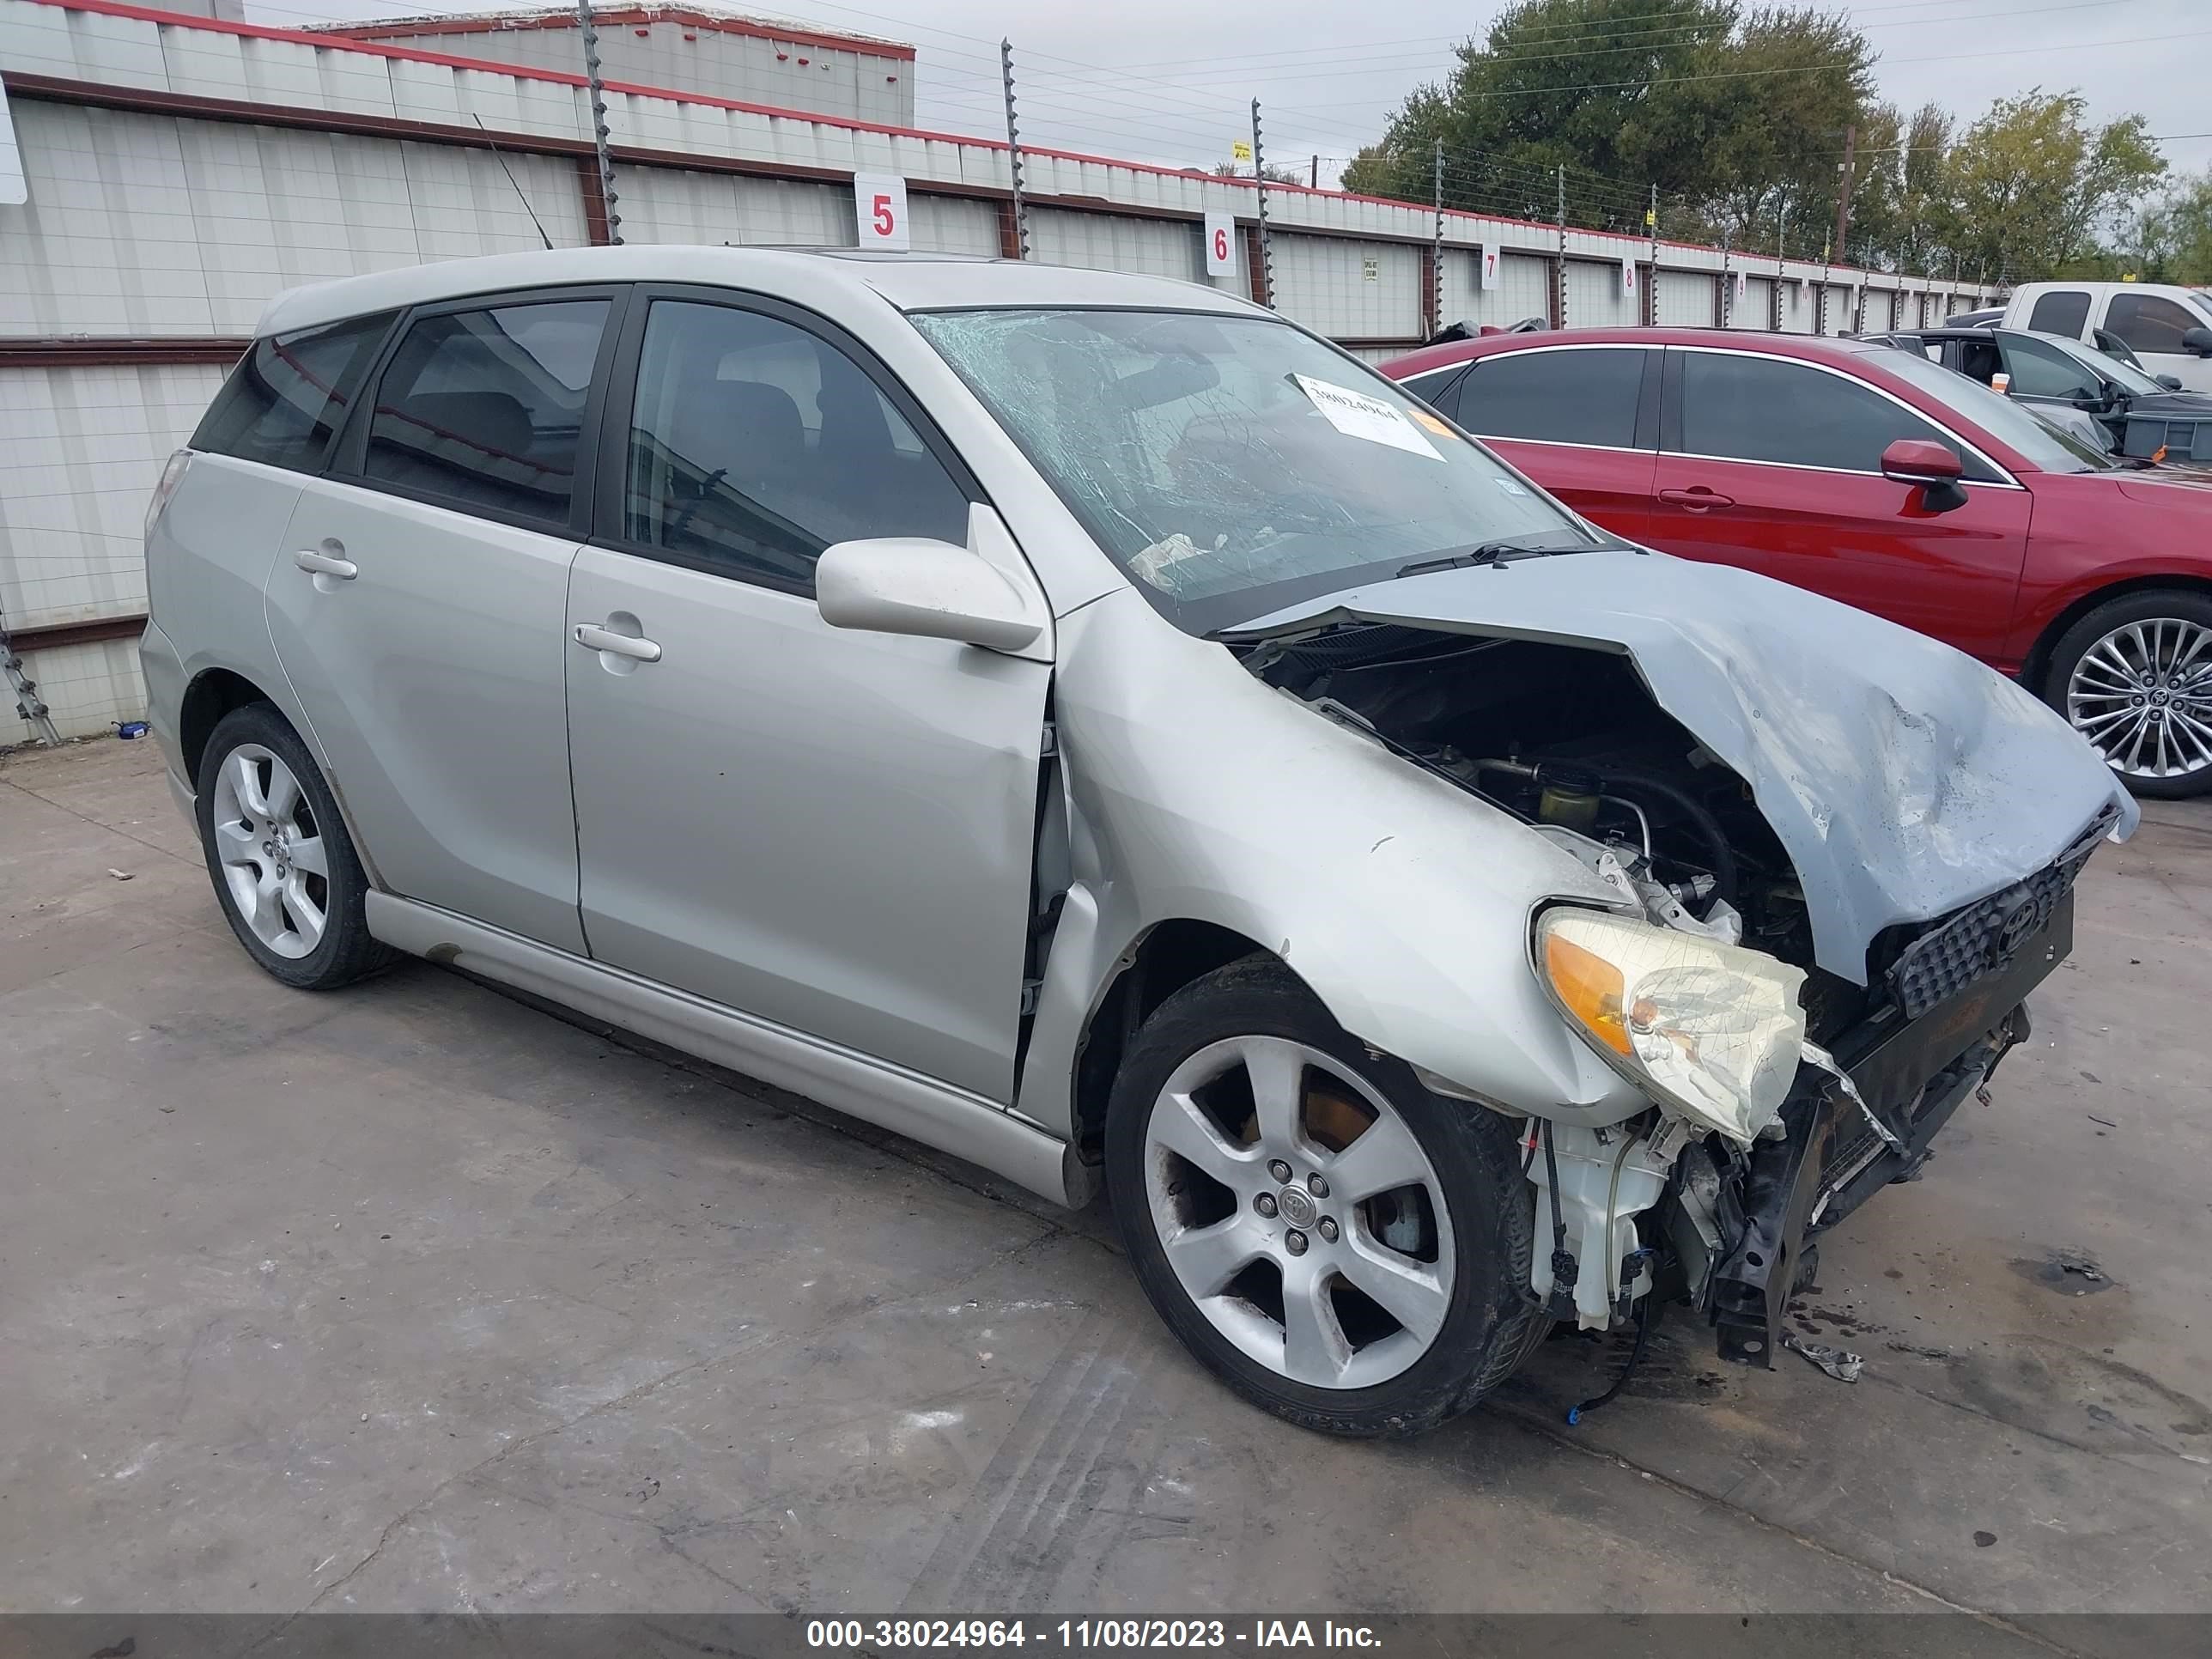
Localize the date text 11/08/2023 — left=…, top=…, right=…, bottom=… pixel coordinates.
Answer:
left=805, top=1620, right=1384, bottom=1650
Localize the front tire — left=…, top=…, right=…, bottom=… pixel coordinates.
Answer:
left=195, top=702, right=393, bottom=989
left=2044, top=589, right=2212, bottom=799
left=1103, top=956, right=1543, bottom=1437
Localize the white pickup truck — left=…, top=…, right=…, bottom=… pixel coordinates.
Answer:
left=1993, top=282, right=2212, bottom=391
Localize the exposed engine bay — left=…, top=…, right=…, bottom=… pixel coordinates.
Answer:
left=1245, top=620, right=2067, bottom=1386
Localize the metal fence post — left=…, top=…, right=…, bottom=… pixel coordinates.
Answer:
left=574, top=0, right=621, bottom=245
left=1250, top=100, right=1274, bottom=308
left=1431, top=138, right=1444, bottom=337
left=1000, top=39, right=1030, bottom=260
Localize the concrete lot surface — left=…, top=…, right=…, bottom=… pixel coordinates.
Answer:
left=3, top=738, right=2209, bottom=1624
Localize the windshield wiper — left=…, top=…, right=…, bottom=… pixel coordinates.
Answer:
left=1395, top=541, right=1567, bottom=578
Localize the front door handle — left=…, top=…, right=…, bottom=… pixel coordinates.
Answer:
left=573, top=622, right=663, bottom=663
left=293, top=549, right=358, bottom=580
left=1657, top=487, right=1735, bottom=511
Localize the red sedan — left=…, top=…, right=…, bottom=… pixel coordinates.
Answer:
left=1382, top=328, right=2212, bottom=797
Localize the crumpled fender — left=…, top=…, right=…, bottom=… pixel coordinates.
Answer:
left=1012, top=590, right=1644, bottom=1143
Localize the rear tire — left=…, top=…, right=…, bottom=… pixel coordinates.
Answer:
left=195, top=703, right=393, bottom=990
left=2042, top=589, right=2212, bottom=799
left=1103, top=955, right=1542, bottom=1437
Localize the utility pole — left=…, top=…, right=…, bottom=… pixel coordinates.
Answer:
left=575, top=0, right=621, bottom=244
left=1310, top=154, right=1318, bottom=190
left=1431, top=137, right=1445, bottom=338
left=1554, top=162, right=1567, bottom=327
left=1832, top=123, right=1857, bottom=265
left=1250, top=100, right=1275, bottom=308
left=1000, top=39, right=1030, bottom=259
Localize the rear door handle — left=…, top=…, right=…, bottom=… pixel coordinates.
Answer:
left=1657, top=487, right=1735, bottom=511
left=293, top=549, right=358, bottom=579
left=572, top=622, right=663, bottom=663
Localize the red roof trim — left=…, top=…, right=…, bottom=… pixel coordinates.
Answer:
left=16, top=0, right=1972, bottom=289
left=323, top=7, right=916, bottom=63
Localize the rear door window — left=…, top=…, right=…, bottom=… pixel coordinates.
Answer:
left=2025, top=290, right=2091, bottom=338
left=1674, top=350, right=1998, bottom=480
left=360, top=298, right=611, bottom=533
left=191, top=313, right=394, bottom=473
left=2106, top=294, right=2204, bottom=356
left=1456, top=347, right=1647, bottom=447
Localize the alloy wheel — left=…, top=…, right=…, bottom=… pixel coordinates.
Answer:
left=209, top=743, right=330, bottom=959
left=1141, top=1036, right=1456, bottom=1390
left=2066, top=618, right=2212, bottom=783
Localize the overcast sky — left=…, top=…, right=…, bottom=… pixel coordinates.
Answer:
left=264, top=0, right=2211, bottom=191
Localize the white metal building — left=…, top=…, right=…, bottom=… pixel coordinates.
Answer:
left=0, top=0, right=1997, bottom=740
left=313, top=5, right=915, bottom=127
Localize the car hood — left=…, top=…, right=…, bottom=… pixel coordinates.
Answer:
left=1226, top=550, right=2136, bottom=984
left=2115, top=466, right=2212, bottom=501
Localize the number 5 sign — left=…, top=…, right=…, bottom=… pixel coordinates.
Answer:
left=853, top=172, right=910, bottom=252
left=1203, top=210, right=1235, bottom=277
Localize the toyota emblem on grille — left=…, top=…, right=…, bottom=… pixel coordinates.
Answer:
left=1992, top=889, right=2042, bottom=957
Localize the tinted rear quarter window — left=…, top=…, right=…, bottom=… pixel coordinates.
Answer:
left=2026, top=290, right=2091, bottom=338
left=1458, top=348, right=1644, bottom=447
left=191, top=313, right=394, bottom=472
left=1677, top=351, right=1996, bottom=480
left=361, top=299, right=611, bottom=532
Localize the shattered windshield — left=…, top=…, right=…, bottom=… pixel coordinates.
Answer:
left=909, top=307, right=1607, bottom=634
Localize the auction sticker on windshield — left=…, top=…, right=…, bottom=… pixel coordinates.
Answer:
left=1293, top=374, right=1441, bottom=459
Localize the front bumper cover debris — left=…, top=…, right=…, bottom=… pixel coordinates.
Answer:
left=1705, top=891, right=2072, bottom=1366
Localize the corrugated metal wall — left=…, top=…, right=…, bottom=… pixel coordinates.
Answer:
left=1273, top=234, right=1419, bottom=339
left=342, top=23, right=915, bottom=127
left=1, top=360, right=221, bottom=732
left=1564, top=259, right=1632, bottom=328
left=1, top=101, right=585, bottom=337
left=1030, top=207, right=1197, bottom=280
left=0, top=0, right=2001, bottom=740
left=1656, top=270, right=1716, bottom=325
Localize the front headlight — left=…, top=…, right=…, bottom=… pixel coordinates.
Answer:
left=1535, top=907, right=1806, bottom=1146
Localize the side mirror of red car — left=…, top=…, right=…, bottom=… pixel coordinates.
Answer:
left=1881, top=438, right=1968, bottom=514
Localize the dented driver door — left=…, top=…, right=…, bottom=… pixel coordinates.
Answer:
left=564, top=291, right=1051, bottom=1104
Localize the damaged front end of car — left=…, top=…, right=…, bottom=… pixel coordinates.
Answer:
left=1224, top=549, right=2134, bottom=1370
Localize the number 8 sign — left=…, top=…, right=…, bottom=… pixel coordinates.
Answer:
left=853, top=172, right=910, bottom=252
left=1203, top=210, right=1235, bottom=277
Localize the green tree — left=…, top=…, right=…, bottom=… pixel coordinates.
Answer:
left=1340, top=0, right=1874, bottom=240
left=2122, top=167, right=2212, bottom=284
left=1939, top=91, right=2164, bottom=281
left=1844, top=100, right=1953, bottom=273
left=1340, top=0, right=1739, bottom=229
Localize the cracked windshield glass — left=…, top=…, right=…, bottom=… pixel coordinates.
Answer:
left=910, top=308, right=1607, bottom=634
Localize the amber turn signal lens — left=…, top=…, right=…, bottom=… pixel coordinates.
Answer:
left=1544, top=931, right=1632, bottom=1055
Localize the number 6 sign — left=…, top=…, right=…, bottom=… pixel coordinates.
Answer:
left=853, top=172, right=910, bottom=252
left=1203, top=210, right=1235, bottom=277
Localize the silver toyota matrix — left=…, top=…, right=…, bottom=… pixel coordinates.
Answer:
left=142, top=248, right=2132, bottom=1436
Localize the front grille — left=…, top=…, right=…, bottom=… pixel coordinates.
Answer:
left=1885, top=805, right=2115, bottom=1020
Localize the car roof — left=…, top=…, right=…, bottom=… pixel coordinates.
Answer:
left=1382, top=327, right=1888, bottom=378
left=255, top=245, right=1263, bottom=337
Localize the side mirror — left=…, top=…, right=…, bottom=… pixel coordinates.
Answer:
left=1881, top=438, right=1967, bottom=513
left=2157, top=374, right=2184, bottom=392
left=815, top=503, right=1048, bottom=654
left=2181, top=325, right=2212, bottom=357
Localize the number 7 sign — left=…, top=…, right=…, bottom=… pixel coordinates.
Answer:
left=853, top=172, right=910, bottom=252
